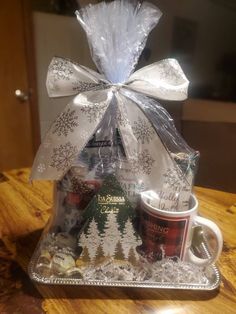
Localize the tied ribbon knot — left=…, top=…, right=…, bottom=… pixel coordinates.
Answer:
left=30, top=56, right=190, bottom=202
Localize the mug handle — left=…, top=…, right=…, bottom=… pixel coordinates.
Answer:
left=186, top=216, right=223, bottom=267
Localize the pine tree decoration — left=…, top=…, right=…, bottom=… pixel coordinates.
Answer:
left=95, top=244, right=105, bottom=260
left=128, top=247, right=138, bottom=266
left=78, top=218, right=102, bottom=261
left=121, top=218, right=142, bottom=259
left=78, top=230, right=87, bottom=245
left=114, top=240, right=125, bottom=260
left=102, top=212, right=122, bottom=257
left=81, top=246, right=90, bottom=263
left=78, top=174, right=142, bottom=261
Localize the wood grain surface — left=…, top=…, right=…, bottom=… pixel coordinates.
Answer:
left=0, top=168, right=235, bottom=314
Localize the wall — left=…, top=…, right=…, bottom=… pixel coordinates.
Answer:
left=145, top=0, right=236, bottom=91
left=34, top=0, right=236, bottom=102
left=182, top=99, right=236, bottom=192
left=33, top=12, right=94, bottom=138
left=183, top=120, right=236, bottom=192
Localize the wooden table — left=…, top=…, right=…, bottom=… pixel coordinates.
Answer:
left=0, top=168, right=236, bottom=314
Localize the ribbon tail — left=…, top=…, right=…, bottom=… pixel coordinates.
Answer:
left=30, top=89, right=113, bottom=180
left=115, top=92, right=139, bottom=163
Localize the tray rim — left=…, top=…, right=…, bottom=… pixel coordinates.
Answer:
left=28, top=253, right=221, bottom=291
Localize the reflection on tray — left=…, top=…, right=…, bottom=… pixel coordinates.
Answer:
left=29, top=229, right=220, bottom=290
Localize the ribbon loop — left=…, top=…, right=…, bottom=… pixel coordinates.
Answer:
left=46, top=57, right=109, bottom=98
left=126, top=59, right=189, bottom=101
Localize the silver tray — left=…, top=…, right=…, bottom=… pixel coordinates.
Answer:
left=28, top=243, right=221, bottom=291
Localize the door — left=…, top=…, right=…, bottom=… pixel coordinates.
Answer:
left=0, top=0, right=39, bottom=171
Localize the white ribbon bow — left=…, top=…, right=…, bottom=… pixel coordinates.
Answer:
left=30, top=56, right=191, bottom=208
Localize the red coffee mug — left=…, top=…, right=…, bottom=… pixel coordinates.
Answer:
left=137, top=191, right=223, bottom=266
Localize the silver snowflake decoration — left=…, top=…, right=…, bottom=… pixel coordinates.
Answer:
left=50, top=142, right=78, bottom=172
left=131, top=150, right=155, bottom=175
left=81, top=102, right=107, bottom=123
left=163, top=168, right=180, bottom=187
left=163, top=167, right=189, bottom=192
left=72, top=80, right=107, bottom=93
left=80, top=130, right=89, bottom=141
left=37, top=163, right=46, bottom=173
left=49, top=58, right=74, bottom=81
left=52, top=108, right=79, bottom=137
left=132, top=117, right=155, bottom=144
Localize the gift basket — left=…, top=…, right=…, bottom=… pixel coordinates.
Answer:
left=28, top=0, right=223, bottom=290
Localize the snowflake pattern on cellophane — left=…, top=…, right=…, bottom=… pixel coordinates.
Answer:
left=132, top=117, right=155, bottom=144
left=49, top=58, right=74, bottom=81
left=130, top=149, right=155, bottom=175
left=50, top=142, right=78, bottom=172
left=80, top=102, right=108, bottom=123
left=163, top=167, right=189, bottom=192
left=52, top=108, right=79, bottom=137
